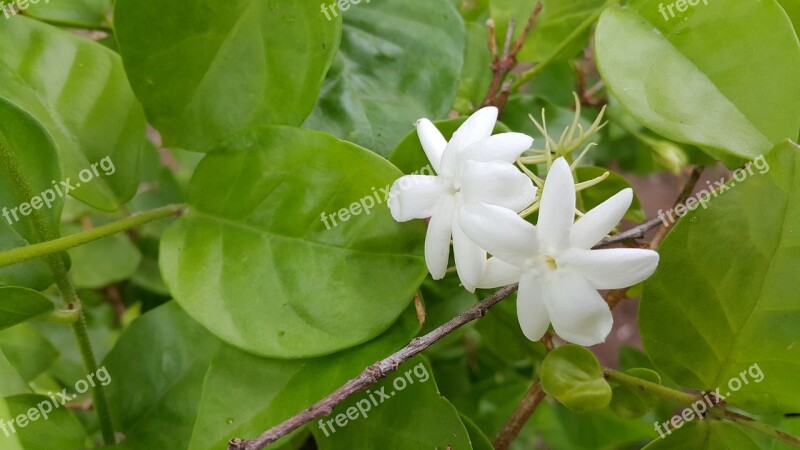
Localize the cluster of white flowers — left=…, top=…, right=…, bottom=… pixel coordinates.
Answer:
left=388, top=107, right=659, bottom=346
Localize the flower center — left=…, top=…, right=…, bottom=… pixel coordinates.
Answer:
left=544, top=255, right=558, bottom=271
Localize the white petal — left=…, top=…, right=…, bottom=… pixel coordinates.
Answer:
left=459, top=160, right=537, bottom=212
left=448, top=107, right=498, bottom=153
left=477, top=257, right=523, bottom=289
left=452, top=215, right=486, bottom=292
left=559, top=248, right=660, bottom=290
left=459, top=203, right=537, bottom=266
left=424, top=197, right=455, bottom=280
left=461, top=133, right=533, bottom=163
left=571, top=189, right=633, bottom=249
left=517, top=271, right=551, bottom=341
left=544, top=270, right=612, bottom=346
left=538, top=157, right=576, bottom=254
left=388, top=176, right=450, bottom=221
left=417, top=118, right=447, bottom=173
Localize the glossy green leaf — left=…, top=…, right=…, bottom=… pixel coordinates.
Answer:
left=114, top=0, right=340, bottom=152
left=454, top=22, right=493, bottom=115
left=540, top=344, right=612, bottom=413
left=160, top=126, right=426, bottom=358
left=609, top=368, right=660, bottom=420
left=103, top=301, right=420, bottom=449
left=0, top=98, right=61, bottom=290
left=595, top=0, right=800, bottom=159
left=0, top=394, right=86, bottom=450
left=641, top=141, right=800, bottom=414
left=778, top=0, right=800, bottom=35
left=0, top=17, right=146, bottom=211
left=576, top=166, right=645, bottom=222
left=461, top=413, right=494, bottom=450
left=0, top=323, right=57, bottom=382
left=24, top=0, right=112, bottom=30
left=0, top=288, right=53, bottom=331
left=491, top=0, right=606, bottom=62
left=311, top=358, right=471, bottom=449
left=642, top=420, right=759, bottom=449
left=305, top=0, right=465, bottom=156
left=64, top=223, right=141, bottom=289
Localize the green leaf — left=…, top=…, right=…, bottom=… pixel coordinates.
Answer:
left=576, top=166, right=645, bottom=222
left=305, top=0, right=466, bottom=156
left=595, top=0, right=800, bottom=159
left=0, top=348, right=29, bottom=397
left=453, top=23, right=493, bottom=115
left=0, top=323, right=57, bottom=382
left=0, top=394, right=86, bottom=450
left=63, top=223, right=142, bottom=289
left=114, top=0, right=340, bottom=152
left=490, top=0, right=607, bottom=62
left=0, top=287, right=54, bottom=331
left=24, top=0, right=113, bottom=30
left=642, top=420, right=759, bottom=449
left=0, top=17, right=147, bottom=211
left=640, top=141, right=800, bottom=414
left=540, top=344, right=612, bottom=413
left=461, top=413, right=494, bottom=450
left=311, top=358, right=472, bottom=449
left=103, top=302, right=420, bottom=449
left=609, top=368, right=661, bottom=420
left=0, top=98, right=62, bottom=290
left=160, top=126, right=426, bottom=358
left=778, top=0, right=800, bottom=35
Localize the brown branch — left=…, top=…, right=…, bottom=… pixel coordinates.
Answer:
left=229, top=284, right=520, bottom=450
left=492, top=381, right=546, bottom=450
left=482, top=2, right=543, bottom=112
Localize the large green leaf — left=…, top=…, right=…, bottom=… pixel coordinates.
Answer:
left=595, top=0, right=800, bottom=159
left=160, top=126, right=426, bottom=358
left=0, top=394, right=86, bottom=450
left=114, top=0, right=340, bottom=152
left=0, top=17, right=146, bottom=211
left=641, top=142, right=800, bottom=414
left=0, top=323, right=57, bottom=382
left=103, top=302, right=420, bottom=449
left=24, top=0, right=113, bottom=29
left=311, top=357, right=471, bottom=449
left=305, top=0, right=465, bottom=157
left=0, top=348, right=29, bottom=397
left=0, top=99, right=61, bottom=290
left=63, top=222, right=141, bottom=289
left=0, top=288, right=53, bottom=331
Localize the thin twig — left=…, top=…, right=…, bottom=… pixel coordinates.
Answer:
left=229, top=285, right=520, bottom=450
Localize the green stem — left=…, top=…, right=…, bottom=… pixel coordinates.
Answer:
left=604, top=368, right=698, bottom=404
left=511, top=0, right=619, bottom=92
left=708, top=409, right=800, bottom=448
left=0, top=204, right=186, bottom=269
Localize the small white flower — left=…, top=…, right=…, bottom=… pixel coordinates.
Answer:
left=459, top=157, right=659, bottom=346
left=388, top=107, right=537, bottom=291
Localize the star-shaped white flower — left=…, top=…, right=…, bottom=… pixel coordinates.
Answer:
left=459, top=157, right=659, bottom=346
left=388, top=107, right=537, bottom=291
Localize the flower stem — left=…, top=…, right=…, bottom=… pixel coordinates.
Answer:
left=510, top=0, right=618, bottom=91
left=0, top=204, right=186, bottom=269
left=603, top=368, right=698, bottom=404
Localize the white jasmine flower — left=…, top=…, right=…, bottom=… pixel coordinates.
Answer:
left=459, top=157, right=659, bottom=346
left=388, top=107, right=537, bottom=291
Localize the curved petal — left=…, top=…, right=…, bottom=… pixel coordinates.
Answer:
left=477, top=257, right=523, bottom=289
left=559, top=248, right=659, bottom=290
left=538, top=157, right=576, bottom=254
left=571, top=189, right=633, bottom=249
left=517, top=271, right=551, bottom=341
left=459, top=160, right=537, bottom=212
left=417, top=118, right=447, bottom=173
left=424, top=197, right=455, bottom=280
left=544, top=270, right=612, bottom=346
left=462, top=132, right=533, bottom=163
left=452, top=215, right=486, bottom=292
left=440, top=107, right=498, bottom=175
left=388, top=175, right=450, bottom=221
left=459, top=203, right=538, bottom=266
